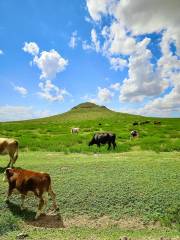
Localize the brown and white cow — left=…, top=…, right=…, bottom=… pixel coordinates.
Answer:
left=0, top=138, right=18, bottom=168
left=3, top=168, right=59, bottom=219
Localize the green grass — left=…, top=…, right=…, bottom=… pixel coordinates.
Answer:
left=0, top=102, right=179, bottom=153
left=0, top=151, right=180, bottom=239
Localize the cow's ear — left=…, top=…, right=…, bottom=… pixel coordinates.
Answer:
left=6, top=168, right=14, bottom=177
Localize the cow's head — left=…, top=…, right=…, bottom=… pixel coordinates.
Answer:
left=88, top=138, right=95, bottom=146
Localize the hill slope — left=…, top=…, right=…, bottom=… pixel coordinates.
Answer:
left=0, top=102, right=179, bottom=152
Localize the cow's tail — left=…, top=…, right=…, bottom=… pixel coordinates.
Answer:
left=13, top=140, right=19, bottom=163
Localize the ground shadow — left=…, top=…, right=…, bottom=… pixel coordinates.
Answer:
left=7, top=201, right=64, bottom=228
left=7, top=201, right=35, bottom=220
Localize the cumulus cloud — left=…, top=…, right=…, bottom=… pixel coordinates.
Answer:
left=14, top=85, right=28, bottom=96
left=33, top=50, right=68, bottom=80
left=0, top=105, right=50, bottom=122
left=109, top=57, right=128, bottom=71
left=69, top=31, right=78, bottom=48
left=97, top=87, right=114, bottom=102
left=114, top=0, right=180, bottom=36
left=102, top=22, right=137, bottom=56
left=120, top=38, right=169, bottom=102
left=22, top=42, right=39, bottom=56
left=38, top=80, right=70, bottom=102
left=23, top=42, right=70, bottom=102
left=85, top=0, right=180, bottom=116
left=110, top=82, right=121, bottom=91
left=86, top=0, right=115, bottom=21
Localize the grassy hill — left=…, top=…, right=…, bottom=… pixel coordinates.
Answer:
left=0, top=102, right=179, bottom=153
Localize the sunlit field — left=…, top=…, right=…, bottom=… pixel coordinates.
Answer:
left=0, top=151, right=180, bottom=239
left=0, top=103, right=179, bottom=153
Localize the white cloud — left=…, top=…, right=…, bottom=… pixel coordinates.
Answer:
left=33, top=50, right=68, bottom=80
left=114, top=0, right=180, bottom=37
left=120, top=38, right=169, bottom=102
left=38, top=80, right=70, bottom=102
left=69, top=31, right=78, bottom=48
left=86, top=0, right=115, bottom=21
left=14, top=85, right=28, bottom=96
left=0, top=105, right=50, bottom=122
left=0, top=49, right=4, bottom=55
left=22, top=42, right=39, bottom=56
left=23, top=42, right=70, bottom=102
left=102, top=22, right=137, bottom=56
left=109, top=57, right=128, bottom=71
left=110, top=82, right=121, bottom=91
left=82, top=29, right=101, bottom=52
left=97, top=87, right=114, bottom=102
left=91, top=29, right=101, bottom=52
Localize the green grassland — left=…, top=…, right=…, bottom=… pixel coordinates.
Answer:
left=0, top=102, right=179, bottom=153
left=0, top=102, right=180, bottom=239
left=0, top=151, right=180, bottom=239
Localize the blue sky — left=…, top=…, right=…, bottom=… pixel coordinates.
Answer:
left=0, top=0, right=180, bottom=121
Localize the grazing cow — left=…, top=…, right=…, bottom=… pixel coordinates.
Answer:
left=154, top=121, right=161, bottom=125
left=3, top=168, right=59, bottom=219
left=0, top=138, right=18, bottom=168
left=71, top=127, right=80, bottom=134
left=133, top=121, right=138, bottom=126
left=88, top=133, right=117, bottom=150
left=130, top=130, right=139, bottom=139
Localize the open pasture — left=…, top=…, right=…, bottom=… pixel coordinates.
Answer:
left=0, top=151, right=180, bottom=239
left=0, top=103, right=179, bottom=153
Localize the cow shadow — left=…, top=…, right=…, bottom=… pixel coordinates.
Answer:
left=7, top=201, right=35, bottom=220
left=7, top=201, right=64, bottom=228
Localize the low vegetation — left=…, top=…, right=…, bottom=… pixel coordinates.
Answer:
left=0, top=151, right=180, bottom=239
left=0, top=102, right=179, bottom=153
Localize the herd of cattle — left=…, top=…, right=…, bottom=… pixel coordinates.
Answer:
left=0, top=120, right=159, bottom=219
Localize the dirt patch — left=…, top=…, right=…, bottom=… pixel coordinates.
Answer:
left=27, top=212, right=64, bottom=228
left=64, top=215, right=159, bottom=230
left=27, top=214, right=162, bottom=230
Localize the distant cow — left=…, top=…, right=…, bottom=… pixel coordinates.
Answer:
left=130, top=130, right=139, bottom=139
left=71, top=128, right=80, bottom=134
left=133, top=122, right=138, bottom=126
left=154, top=121, right=161, bottom=125
left=88, top=133, right=117, bottom=150
left=0, top=138, right=18, bottom=168
left=3, top=168, right=59, bottom=219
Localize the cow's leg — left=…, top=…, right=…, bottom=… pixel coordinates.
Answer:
left=107, top=142, right=111, bottom=150
left=97, top=143, right=100, bottom=148
left=35, top=196, right=44, bottom=219
left=48, top=185, right=59, bottom=211
left=20, top=194, right=26, bottom=210
left=113, top=142, right=116, bottom=149
left=5, top=185, right=14, bottom=203
left=41, top=192, right=49, bottom=214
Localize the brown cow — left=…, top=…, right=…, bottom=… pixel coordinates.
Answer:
left=3, top=168, right=59, bottom=219
left=0, top=138, right=18, bottom=168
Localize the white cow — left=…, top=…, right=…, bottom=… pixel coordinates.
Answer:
left=71, top=128, right=80, bottom=134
